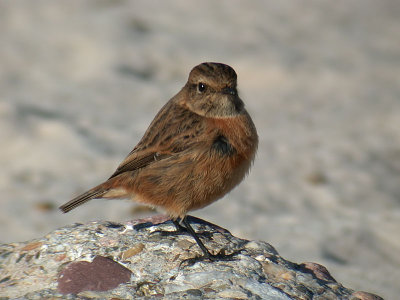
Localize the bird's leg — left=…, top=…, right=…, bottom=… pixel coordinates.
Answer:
left=180, top=216, right=242, bottom=265
left=172, top=217, right=188, bottom=233
left=181, top=216, right=213, bottom=258
left=151, top=217, right=210, bottom=238
left=148, top=217, right=189, bottom=237
left=147, top=216, right=241, bottom=264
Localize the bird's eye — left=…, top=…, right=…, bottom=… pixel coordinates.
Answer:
left=197, top=82, right=206, bottom=93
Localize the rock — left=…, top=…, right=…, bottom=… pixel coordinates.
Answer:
left=58, top=255, right=132, bottom=294
left=0, top=215, right=382, bottom=299
left=350, top=291, right=385, bottom=300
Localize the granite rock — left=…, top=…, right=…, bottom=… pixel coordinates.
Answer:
left=0, top=215, right=383, bottom=299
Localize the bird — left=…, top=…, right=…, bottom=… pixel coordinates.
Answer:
left=60, top=62, right=258, bottom=261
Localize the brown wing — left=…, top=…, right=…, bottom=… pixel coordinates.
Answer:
left=108, top=152, right=169, bottom=179
left=108, top=100, right=206, bottom=179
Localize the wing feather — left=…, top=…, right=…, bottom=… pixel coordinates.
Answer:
left=108, top=152, right=169, bottom=179
left=108, top=101, right=206, bottom=179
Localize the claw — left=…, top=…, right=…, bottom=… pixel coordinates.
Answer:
left=179, top=249, right=243, bottom=268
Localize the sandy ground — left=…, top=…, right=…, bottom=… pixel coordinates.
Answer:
left=0, top=1, right=399, bottom=298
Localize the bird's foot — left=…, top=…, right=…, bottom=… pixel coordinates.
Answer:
left=150, top=220, right=212, bottom=238
left=180, top=248, right=243, bottom=267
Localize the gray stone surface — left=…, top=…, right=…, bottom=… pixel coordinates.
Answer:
left=0, top=1, right=399, bottom=299
left=0, top=216, right=382, bottom=299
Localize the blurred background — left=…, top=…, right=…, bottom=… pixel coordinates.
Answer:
left=0, top=1, right=399, bottom=298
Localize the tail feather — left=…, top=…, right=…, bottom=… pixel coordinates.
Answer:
left=60, top=187, right=107, bottom=213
